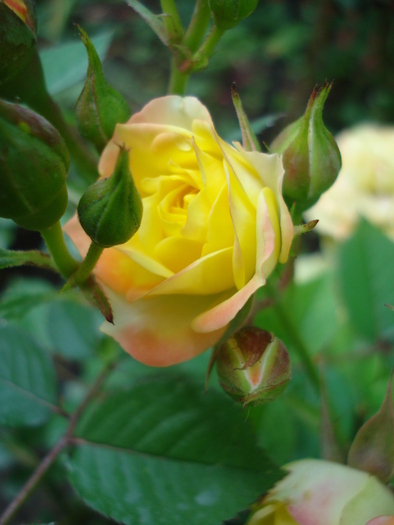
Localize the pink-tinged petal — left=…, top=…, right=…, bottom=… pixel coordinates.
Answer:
left=270, top=460, right=369, bottom=525
left=101, top=289, right=226, bottom=366
left=191, top=188, right=276, bottom=333
left=191, top=273, right=263, bottom=333
left=233, top=146, right=294, bottom=264
left=64, top=214, right=166, bottom=297
left=98, top=140, right=122, bottom=178
left=366, top=517, right=394, bottom=525
left=277, top=175, right=294, bottom=263
left=63, top=212, right=91, bottom=257
left=129, top=96, right=212, bottom=128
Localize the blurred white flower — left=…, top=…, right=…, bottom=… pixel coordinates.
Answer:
left=305, top=124, right=394, bottom=240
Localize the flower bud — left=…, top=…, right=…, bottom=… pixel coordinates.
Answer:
left=208, top=0, right=260, bottom=30
left=0, top=99, right=69, bottom=231
left=271, top=82, right=341, bottom=212
left=0, top=0, right=37, bottom=85
left=76, top=26, right=131, bottom=153
left=77, top=146, right=143, bottom=247
left=215, top=327, right=291, bottom=407
left=247, top=459, right=394, bottom=524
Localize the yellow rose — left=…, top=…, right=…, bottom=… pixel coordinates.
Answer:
left=247, top=459, right=394, bottom=525
left=306, top=125, right=394, bottom=240
left=66, top=96, right=293, bottom=366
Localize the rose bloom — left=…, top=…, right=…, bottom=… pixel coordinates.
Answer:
left=247, top=459, right=394, bottom=525
left=66, top=96, right=293, bottom=365
left=305, top=125, right=394, bottom=240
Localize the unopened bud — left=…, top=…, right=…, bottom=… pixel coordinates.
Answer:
left=208, top=0, right=260, bottom=30
left=77, top=146, right=143, bottom=247
left=215, top=327, right=291, bottom=407
left=271, top=82, right=341, bottom=212
left=0, top=0, right=37, bottom=85
left=76, top=26, right=131, bottom=152
left=0, top=99, right=69, bottom=231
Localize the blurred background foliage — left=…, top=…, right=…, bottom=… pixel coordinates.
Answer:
left=0, top=1, right=393, bottom=524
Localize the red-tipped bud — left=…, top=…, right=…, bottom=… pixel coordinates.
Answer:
left=271, top=83, right=341, bottom=212
left=215, top=327, right=291, bottom=407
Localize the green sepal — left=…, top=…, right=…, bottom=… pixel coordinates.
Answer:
left=76, top=26, right=131, bottom=152
left=231, top=83, right=261, bottom=152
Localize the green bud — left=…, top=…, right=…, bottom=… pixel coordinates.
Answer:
left=76, top=26, right=131, bottom=152
left=208, top=0, right=260, bottom=30
left=0, top=0, right=37, bottom=85
left=271, top=82, right=341, bottom=212
left=216, top=327, right=291, bottom=407
left=0, top=99, right=69, bottom=231
left=78, top=146, right=143, bottom=247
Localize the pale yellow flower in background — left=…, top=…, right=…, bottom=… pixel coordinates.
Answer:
left=247, top=459, right=394, bottom=525
left=305, top=125, right=394, bottom=240
left=66, top=96, right=293, bottom=366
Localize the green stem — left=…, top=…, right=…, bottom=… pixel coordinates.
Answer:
left=0, top=363, right=114, bottom=525
left=160, top=0, right=184, bottom=42
left=0, top=437, right=68, bottom=525
left=183, top=0, right=211, bottom=53
left=193, top=23, right=226, bottom=62
left=71, top=241, right=104, bottom=286
left=168, top=57, right=190, bottom=95
left=40, top=221, right=79, bottom=278
left=265, top=280, right=321, bottom=394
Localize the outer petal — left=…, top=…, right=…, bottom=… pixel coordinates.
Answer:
left=101, top=288, right=226, bottom=366
left=99, top=96, right=212, bottom=178
left=268, top=460, right=394, bottom=525
left=340, top=476, right=394, bottom=524
left=191, top=188, right=275, bottom=333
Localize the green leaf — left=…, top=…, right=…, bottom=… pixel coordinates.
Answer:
left=255, top=273, right=338, bottom=357
left=338, top=220, right=394, bottom=341
left=0, top=278, right=56, bottom=320
left=0, top=248, right=56, bottom=271
left=69, top=375, right=282, bottom=524
left=0, top=326, right=57, bottom=426
left=47, top=299, right=103, bottom=359
left=40, top=30, right=114, bottom=95
left=126, top=0, right=168, bottom=46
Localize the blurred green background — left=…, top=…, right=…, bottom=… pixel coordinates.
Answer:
left=35, top=0, right=394, bottom=139
left=1, top=1, right=393, bottom=524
